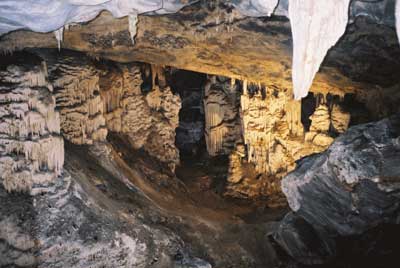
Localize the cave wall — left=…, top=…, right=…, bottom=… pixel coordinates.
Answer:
left=0, top=58, right=64, bottom=192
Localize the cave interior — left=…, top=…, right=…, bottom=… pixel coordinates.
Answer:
left=1, top=1, right=400, bottom=268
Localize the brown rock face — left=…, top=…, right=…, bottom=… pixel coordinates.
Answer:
left=2, top=3, right=400, bottom=101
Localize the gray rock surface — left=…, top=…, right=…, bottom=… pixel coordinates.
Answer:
left=276, top=114, right=400, bottom=263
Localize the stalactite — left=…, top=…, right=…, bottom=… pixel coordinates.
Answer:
left=289, top=0, right=351, bottom=99
left=396, top=0, right=400, bottom=44
left=54, top=27, right=64, bottom=51
left=46, top=54, right=108, bottom=145
left=128, top=11, right=138, bottom=45
left=0, top=61, right=64, bottom=192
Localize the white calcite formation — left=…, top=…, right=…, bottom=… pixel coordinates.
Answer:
left=305, top=104, right=334, bottom=148
left=240, top=84, right=293, bottom=175
left=289, top=0, right=352, bottom=99
left=47, top=55, right=108, bottom=145
left=99, top=63, right=181, bottom=171
left=203, top=76, right=241, bottom=156
left=226, top=83, right=350, bottom=200
left=101, top=64, right=152, bottom=148
left=144, top=85, right=181, bottom=171
left=396, top=0, right=400, bottom=42
left=0, top=61, right=64, bottom=192
left=232, top=0, right=279, bottom=17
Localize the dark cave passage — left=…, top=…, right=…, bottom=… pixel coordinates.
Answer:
left=168, top=69, right=208, bottom=159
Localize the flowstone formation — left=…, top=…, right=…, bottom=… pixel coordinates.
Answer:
left=144, top=82, right=182, bottom=172
left=276, top=114, right=400, bottom=264
left=40, top=51, right=181, bottom=171
left=45, top=53, right=108, bottom=145
left=203, top=76, right=241, bottom=156
left=225, top=83, right=351, bottom=200
left=0, top=59, right=64, bottom=192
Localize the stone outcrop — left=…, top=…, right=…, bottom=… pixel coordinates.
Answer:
left=203, top=76, right=241, bottom=156
left=276, top=114, right=400, bottom=263
left=0, top=58, right=64, bottom=192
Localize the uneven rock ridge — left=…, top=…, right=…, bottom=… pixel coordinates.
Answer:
left=276, top=114, right=400, bottom=264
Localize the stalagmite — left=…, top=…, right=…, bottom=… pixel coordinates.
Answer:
left=331, top=104, right=350, bottom=134
left=305, top=104, right=334, bottom=147
left=98, top=63, right=181, bottom=171
left=0, top=61, right=64, bottom=192
left=286, top=100, right=303, bottom=136
left=289, top=0, right=351, bottom=99
left=143, top=84, right=181, bottom=171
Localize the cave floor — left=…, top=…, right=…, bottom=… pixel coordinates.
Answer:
left=63, top=134, right=290, bottom=267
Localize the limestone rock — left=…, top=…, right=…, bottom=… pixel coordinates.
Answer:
left=278, top=114, right=400, bottom=263
left=289, top=0, right=352, bottom=99
left=331, top=103, right=351, bottom=134
left=144, top=86, right=181, bottom=171
left=309, top=104, right=330, bottom=133
left=45, top=53, right=108, bottom=145
left=226, top=85, right=347, bottom=200
left=0, top=58, right=64, bottom=192
left=203, top=76, right=241, bottom=156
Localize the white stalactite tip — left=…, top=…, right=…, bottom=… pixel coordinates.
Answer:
left=54, top=27, right=64, bottom=51
left=128, top=11, right=139, bottom=45
left=396, top=0, right=400, bottom=44
left=289, top=0, right=351, bottom=100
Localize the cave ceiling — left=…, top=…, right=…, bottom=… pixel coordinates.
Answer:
left=0, top=0, right=399, bottom=99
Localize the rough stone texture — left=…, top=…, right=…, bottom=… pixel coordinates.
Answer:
left=277, top=114, right=400, bottom=263
left=225, top=84, right=340, bottom=200
left=43, top=52, right=108, bottom=145
left=34, top=51, right=181, bottom=171
left=331, top=103, right=351, bottom=134
left=203, top=76, right=241, bottom=156
left=0, top=153, right=211, bottom=268
left=0, top=57, right=64, bottom=192
left=3, top=2, right=399, bottom=101
left=144, top=85, right=181, bottom=171
left=99, top=63, right=153, bottom=145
